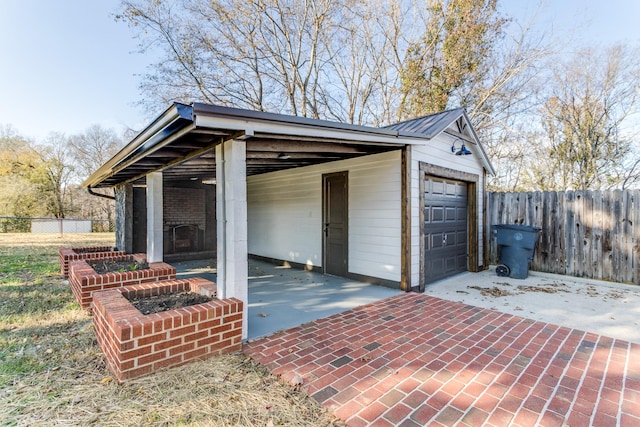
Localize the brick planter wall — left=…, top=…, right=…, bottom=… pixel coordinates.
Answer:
left=59, top=246, right=126, bottom=278
left=69, top=254, right=176, bottom=309
left=92, top=278, right=243, bottom=382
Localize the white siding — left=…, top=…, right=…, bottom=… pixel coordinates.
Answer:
left=410, top=133, right=486, bottom=286
left=247, top=150, right=402, bottom=282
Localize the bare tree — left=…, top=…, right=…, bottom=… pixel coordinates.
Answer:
left=528, top=45, right=640, bottom=190
left=318, top=0, right=410, bottom=125
left=120, top=0, right=337, bottom=117
left=29, top=133, right=76, bottom=218
left=68, top=125, right=123, bottom=182
left=125, top=0, right=640, bottom=194
left=119, top=0, right=425, bottom=123
left=67, top=125, right=123, bottom=226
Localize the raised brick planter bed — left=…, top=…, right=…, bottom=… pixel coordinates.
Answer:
left=69, top=254, right=176, bottom=309
left=59, top=246, right=126, bottom=278
left=92, top=278, right=243, bottom=382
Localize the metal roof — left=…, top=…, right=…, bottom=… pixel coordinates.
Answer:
left=83, top=103, right=494, bottom=189
left=385, top=108, right=496, bottom=176
left=83, top=103, right=420, bottom=189
left=384, top=108, right=466, bottom=139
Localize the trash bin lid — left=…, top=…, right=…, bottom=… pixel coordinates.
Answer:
left=493, top=224, right=541, bottom=232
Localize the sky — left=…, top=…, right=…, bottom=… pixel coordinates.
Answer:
left=1, top=0, right=639, bottom=143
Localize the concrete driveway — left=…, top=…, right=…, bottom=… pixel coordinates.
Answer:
left=424, top=267, right=640, bottom=344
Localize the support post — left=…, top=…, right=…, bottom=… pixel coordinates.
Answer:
left=216, top=139, right=248, bottom=339
left=115, top=183, right=133, bottom=253
left=146, top=172, right=163, bottom=263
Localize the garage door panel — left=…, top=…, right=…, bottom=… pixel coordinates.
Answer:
left=456, top=255, right=467, bottom=269
left=431, top=207, right=444, bottom=222
left=432, top=180, right=445, bottom=195
left=429, top=234, right=443, bottom=249
left=424, top=176, right=468, bottom=285
left=445, top=257, right=457, bottom=271
left=446, top=207, right=457, bottom=221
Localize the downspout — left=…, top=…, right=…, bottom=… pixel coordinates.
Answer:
left=87, top=186, right=116, bottom=200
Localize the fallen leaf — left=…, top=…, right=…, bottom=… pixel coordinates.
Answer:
left=290, top=374, right=304, bottom=387
left=100, top=376, right=112, bottom=384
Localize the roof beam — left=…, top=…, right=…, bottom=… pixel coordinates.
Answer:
left=444, top=128, right=475, bottom=145
left=253, top=132, right=401, bottom=147
left=246, top=140, right=373, bottom=154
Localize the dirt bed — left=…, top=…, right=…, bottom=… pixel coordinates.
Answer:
left=89, top=260, right=149, bottom=274
left=129, top=291, right=212, bottom=314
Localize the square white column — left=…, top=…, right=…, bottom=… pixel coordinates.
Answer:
left=216, top=139, right=248, bottom=339
left=146, top=171, right=163, bottom=263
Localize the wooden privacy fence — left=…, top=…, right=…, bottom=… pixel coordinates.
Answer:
left=485, top=190, right=640, bottom=285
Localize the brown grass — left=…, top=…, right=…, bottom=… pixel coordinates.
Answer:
left=0, top=233, right=344, bottom=426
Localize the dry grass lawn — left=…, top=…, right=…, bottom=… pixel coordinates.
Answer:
left=0, top=233, right=344, bottom=426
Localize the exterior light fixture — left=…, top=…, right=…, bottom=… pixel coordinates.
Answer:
left=451, top=139, right=472, bottom=156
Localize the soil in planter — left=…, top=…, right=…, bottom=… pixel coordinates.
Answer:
left=89, top=260, right=149, bottom=274
left=129, top=291, right=213, bottom=315
left=76, top=247, right=117, bottom=254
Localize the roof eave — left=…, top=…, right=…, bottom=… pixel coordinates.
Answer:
left=460, top=110, right=497, bottom=177
left=82, top=103, right=195, bottom=188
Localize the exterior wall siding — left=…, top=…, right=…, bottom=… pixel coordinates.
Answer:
left=247, top=151, right=402, bottom=283
left=410, top=134, right=486, bottom=286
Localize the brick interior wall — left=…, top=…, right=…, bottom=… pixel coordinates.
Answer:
left=59, top=246, right=126, bottom=278
left=164, top=187, right=206, bottom=228
left=68, top=254, right=176, bottom=309
left=92, top=278, right=242, bottom=382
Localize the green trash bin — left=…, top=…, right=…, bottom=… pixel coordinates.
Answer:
left=493, top=224, right=541, bottom=279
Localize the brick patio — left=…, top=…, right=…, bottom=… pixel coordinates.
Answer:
left=243, top=293, right=640, bottom=426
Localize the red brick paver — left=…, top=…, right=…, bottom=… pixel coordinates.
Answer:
left=244, top=293, right=640, bottom=426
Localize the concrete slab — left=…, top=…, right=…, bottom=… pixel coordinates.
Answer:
left=173, top=258, right=402, bottom=340
left=424, top=266, right=640, bottom=344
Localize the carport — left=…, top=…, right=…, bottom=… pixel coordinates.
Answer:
left=85, top=103, right=417, bottom=339
left=84, top=102, right=494, bottom=339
